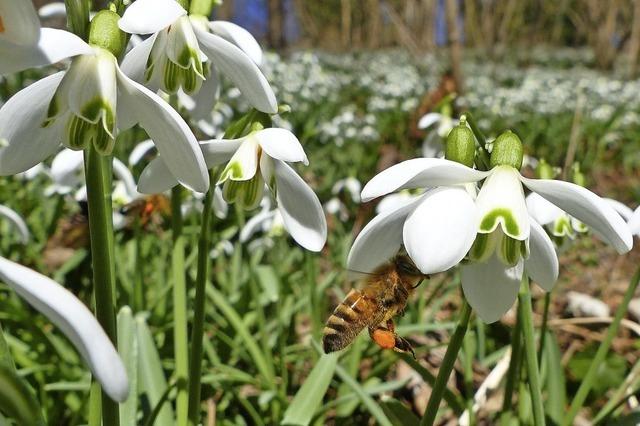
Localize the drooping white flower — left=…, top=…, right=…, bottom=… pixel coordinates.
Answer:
left=118, top=0, right=276, bottom=118
left=629, top=206, right=640, bottom=236
left=0, top=42, right=209, bottom=192
left=0, top=0, right=92, bottom=75
left=0, top=204, right=29, bottom=243
left=418, top=112, right=457, bottom=158
left=351, top=149, right=632, bottom=323
left=138, top=128, right=327, bottom=251
left=0, top=257, right=128, bottom=402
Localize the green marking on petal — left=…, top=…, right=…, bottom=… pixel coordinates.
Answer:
left=479, top=208, right=520, bottom=236
left=222, top=175, right=264, bottom=210
left=469, top=232, right=498, bottom=263
left=552, top=216, right=574, bottom=238
left=498, top=236, right=523, bottom=267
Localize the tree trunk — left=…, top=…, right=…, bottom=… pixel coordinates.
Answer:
left=445, top=0, right=464, bottom=93
left=341, top=0, right=352, bottom=49
left=629, top=0, right=640, bottom=77
left=367, top=0, right=382, bottom=48
left=267, top=0, right=285, bottom=48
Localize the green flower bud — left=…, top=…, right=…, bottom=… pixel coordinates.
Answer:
left=535, top=159, right=555, bottom=180
left=190, top=0, right=214, bottom=17
left=89, top=10, right=127, bottom=58
left=571, top=163, right=586, bottom=187
left=490, top=130, right=523, bottom=170
left=445, top=124, right=475, bottom=167
left=176, top=0, right=190, bottom=10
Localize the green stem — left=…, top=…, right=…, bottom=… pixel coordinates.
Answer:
left=88, top=382, right=102, bottom=426
left=563, top=267, right=640, bottom=426
left=171, top=187, right=189, bottom=426
left=462, top=112, right=491, bottom=169
left=462, top=331, right=475, bottom=425
left=518, top=279, right=545, bottom=426
left=133, top=218, right=145, bottom=312
left=0, top=322, right=15, bottom=370
left=502, top=304, right=523, bottom=413
left=83, top=146, right=119, bottom=426
left=537, top=292, right=551, bottom=365
left=420, top=300, right=472, bottom=426
left=187, top=170, right=216, bottom=426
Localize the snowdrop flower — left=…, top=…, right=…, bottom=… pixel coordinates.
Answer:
left=0, top=204, right=30, bottom=243
left=119, top=0, right=276, bottom=119
left=0, top=0, right=91, bottom=75
left=419, top=112, right=458, bottom=158
left=350, top=130, right=632, bottom=323
left=375, top=191, right=420, bottom=215
left=628, top=206, right=640, bottom=236
left=240, top=198, right=284, bottom=242
left=0, top=257, right=128, bottom=402
left=332, top=177, right=361, bottom=203
left=38, top=2, right=66, bottom=19
left=0, top=11, right=208, bottom=192
left=324, top=197, right=348, bottom=221
left=138, top=127, right=327, bottom=251
left=128, top=140, right=157, bottom=166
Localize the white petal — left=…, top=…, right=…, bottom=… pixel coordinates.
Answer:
left=0, top=28, right=92, bottom=75
left=194, top=25, right=277, bottom=114
left=113, top=158, right=140, bottom=200
left=240, top=209, right=276, bottom=242
left=218, top=137, right=259, bottom=182
left=0, top=72, right=64, bottom=175
left=347, top=195, right=424, bottom=274
left=521, top=177, right=633, bottom=253
left=361, top=158, right=488, bottom=202
left=403, top=187, right=478, bottom=274
left=209, top=21, right=263, bottom=65
left=137, top=157, right=178, bottom=194
left=604, top=198, right=634, bottom=221
left=38, top=2, right=66, bottom=19
left=525, top=192, right=563, bottom=226
left=255, top=128, right=308, bottom=165
left=476, top=166, right=530, bottom=240
left=128, top=140, right=156, bottom=165
left=629, top=206, right=640, bottom=235
left=273, top=160, right=327, bottom=251
left=461, top=257, right=523, bottom=324
left=51, top=148, right=84, bottom=187
left=115, top=66, right=209, bottom=193
left=212, top=186, right=228, bottom=219
left=201, top=139, right=244, bottom=167
left=120, top=32, right=157, bottom=84
left=417, top=113, right=442, bottom=130
left=0, top=0, right=40, bottom=45
left=118, top=0, right=186, bottom=34
left=525, top=219, right=558, bottom=291
left=0, top=205, right=29, bottom=243
left=376, top=192, right=420, bottom=214
left=0, top=257, right=129, bottom=402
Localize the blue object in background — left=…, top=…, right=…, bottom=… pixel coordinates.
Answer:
left=217, top=0, right=300, bottom=44
left=435, top=0, right=464, bottom=46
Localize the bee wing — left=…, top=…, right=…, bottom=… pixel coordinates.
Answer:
left=346, top=269, right=378, bottom=282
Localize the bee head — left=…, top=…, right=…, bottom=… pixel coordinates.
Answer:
left=395, top=255, right=422, bottom=277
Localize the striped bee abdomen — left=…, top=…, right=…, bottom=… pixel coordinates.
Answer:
left=322, top=289, right=375, bottom=353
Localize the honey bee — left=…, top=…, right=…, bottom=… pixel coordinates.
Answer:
left=120, top=194, right=171, bottom=228
left=322, top=254, right=427, bottom=357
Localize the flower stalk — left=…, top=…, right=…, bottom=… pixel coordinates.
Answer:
left=187, top=169, right=217, bottom=426
left=83, top=144, right=119, bottom=426
left=563, top=266, right=640, bottom=426
left=518, top=278, right=545, bottom=426
left=420, top=300, right=472, bottom=426
left=171, top=186, right=189, bottom=426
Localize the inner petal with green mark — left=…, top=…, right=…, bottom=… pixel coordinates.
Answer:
left=475, top=165, right=530, bottom=241
left=218, top=137, right=261, bottom=184
left=551, top=215, right=575, bottom=238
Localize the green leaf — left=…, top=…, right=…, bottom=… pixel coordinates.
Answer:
left=255, top=265, right=280, bottom=304
left=135, top=314, right=175, bottom=426
left=0, top=365, right=45, bottom=426
left=334, top=363, right=392, bottom=426
left=543, top=332, right=566, bottom=424
left=380, top=398, right=420, bottom=426
left=118, top=307, right=138, bottom=426
left=568, top=345, right=628, bottom=396
left=282, top=353, right=337, bottom=426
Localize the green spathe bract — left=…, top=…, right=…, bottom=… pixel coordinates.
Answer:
left=490, top=130, right=524, bottom=170
left=190, top=0, right=215, bottom=17
left=535, top=159, right=555, bottom=180
left=445, top=123, right=476, bottom=167
left=88, top=10, right=127, bottom=58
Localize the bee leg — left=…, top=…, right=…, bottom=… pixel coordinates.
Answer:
left=368, top=326, right=396, bottom=350
left=394, top=336, right=416, bottom=359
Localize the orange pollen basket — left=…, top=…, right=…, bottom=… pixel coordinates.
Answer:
left=0, top=16, right=5, bottom=33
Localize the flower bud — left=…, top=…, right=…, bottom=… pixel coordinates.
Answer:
left=535, top=159, right=555, bottom=180
left=445, top=123, right=475, bottom=167
left=489, top=130, right=523, bottom=170
left=88, top=10, right=127, bottom=58
left=571, top=163, right=586, bottom=187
